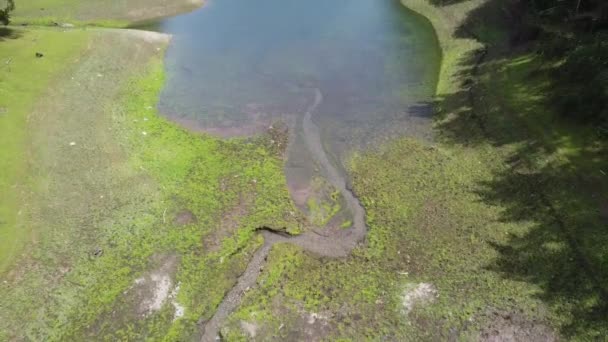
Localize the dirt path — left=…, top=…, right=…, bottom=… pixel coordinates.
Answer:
left=200, top=88, right=368, bottom=341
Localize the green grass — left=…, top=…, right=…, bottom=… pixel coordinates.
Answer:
left=0, top=27, right=89, bottom=274
left=305, top=177, right=343, bottom=227
left=0, top=27, right=302, bottom=340
left=12, top=0, right=127, bottom=26
left=12, top=0, right=202, bottom=26
left=400, top=0, right=485, bottom=96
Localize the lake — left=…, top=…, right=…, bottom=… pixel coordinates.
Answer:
left=146, top=0, right=440, bottom=223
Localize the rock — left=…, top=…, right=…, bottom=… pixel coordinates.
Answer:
left=92, top=247, right=103, bottom=257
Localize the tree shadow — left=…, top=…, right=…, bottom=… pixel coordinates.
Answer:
left=430, top=0, right=608, bottom=337
left=428, top=0, right=471, bottom=6
left=0, top=27, right=21, bottom=41
left=479, top=146, right=608, bottom=337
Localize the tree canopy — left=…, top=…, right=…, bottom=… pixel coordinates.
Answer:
left=528, top=0, right=608, bottom=22
left=1, top=0, right=15, bottom=25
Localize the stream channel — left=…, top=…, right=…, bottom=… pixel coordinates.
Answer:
left=143, top=0, right=441, bottom=339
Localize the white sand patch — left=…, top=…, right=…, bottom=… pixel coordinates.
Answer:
left=307, top=312, right=329, bottom=325
left=240, top=321, right=258, bottom=338
left=169, top=283, right=185, bottom=320
left=402, top=282, right=438, bottom=314
left=131, top=255, right=180, bottom=317
left=144, top=273, right=172, bottom=313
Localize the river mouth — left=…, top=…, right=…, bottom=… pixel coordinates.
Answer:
left=146, top=0, right=440, bottom=227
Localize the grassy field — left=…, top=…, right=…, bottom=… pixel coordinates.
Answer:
left=0, top=26, right=303, bottom=340
left=0, top=27, right=89, bottom=274
left=217, top=0, right=608, bottom=340
left=12, top=0, right=203, bottom=26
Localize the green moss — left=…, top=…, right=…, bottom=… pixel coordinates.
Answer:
left=339, top=220, right=352, bottom=229
left=400, top=0, right=486, bottom=96
left=304, top=177, right=343, bottom=228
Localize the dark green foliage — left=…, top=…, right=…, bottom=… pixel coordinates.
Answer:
left=525, top=0, right=608, bottom=33
left=0, top=0, right=14, bottom=25
left=509, top=0, right=608, bottom=130
left=553, top=33, right=608, bottom=127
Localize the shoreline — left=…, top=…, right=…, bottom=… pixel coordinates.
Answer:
left=400, top=0, right=485, bottom=97
left=11, top=0, right=206, bottom=28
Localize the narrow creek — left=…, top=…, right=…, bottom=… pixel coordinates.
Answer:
left=201, top=88, right=368, bottom=341
left=142, top=0, right=441, bottom=339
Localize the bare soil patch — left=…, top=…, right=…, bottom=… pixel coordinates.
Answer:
left=132, top=254, right=180, bottom=317
left=402, top=282, right=438, bottom=315
left=202, top=194, right=253, bottom=253
left=478, top=311, right=557, bottom=342
left=175, top=209, right=197, bottom=226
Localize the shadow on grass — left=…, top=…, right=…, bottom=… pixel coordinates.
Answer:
left=481, top=154, right=608, bottom=338
left=0, top=27, right=21, bottom=41
left=428, top=0, right=470, bottom=6
left=432, top=0, right=608, bottom=337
